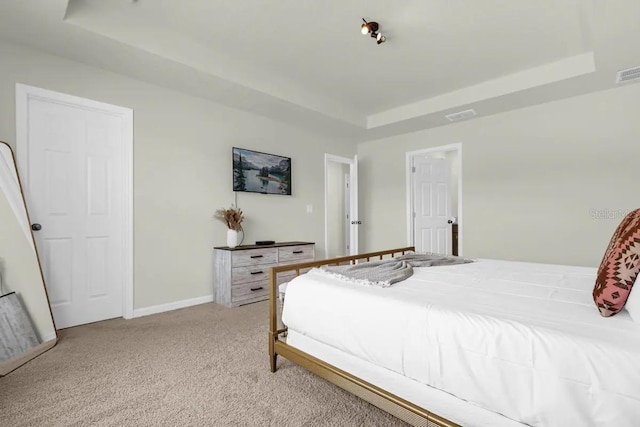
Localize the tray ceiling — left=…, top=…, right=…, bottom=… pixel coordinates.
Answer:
left=0, top=0, right=638, bottom=140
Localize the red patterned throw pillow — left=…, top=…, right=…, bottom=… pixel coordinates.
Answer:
left=593, top=208, right=640, bottom=317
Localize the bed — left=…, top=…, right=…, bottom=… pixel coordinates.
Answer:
left=268, top=247, right=640, bottom=426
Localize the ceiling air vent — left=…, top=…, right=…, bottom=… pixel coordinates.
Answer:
left=445, top=109, right=477, bottom=122
left=616, top=66, right=640, bottom=84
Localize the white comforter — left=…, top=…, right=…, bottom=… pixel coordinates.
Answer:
left=282, top=259, right=640, bottom=426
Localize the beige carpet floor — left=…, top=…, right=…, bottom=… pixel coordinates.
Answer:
left=0, top=301, right=407, bottom=426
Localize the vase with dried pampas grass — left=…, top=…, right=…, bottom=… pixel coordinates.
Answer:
left=214, top=205, right=244, bottom=248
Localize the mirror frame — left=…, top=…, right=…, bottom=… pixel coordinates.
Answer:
left=0, top=141, right=57, bottom=376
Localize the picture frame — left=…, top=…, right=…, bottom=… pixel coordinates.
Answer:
left=233, top=147, right=292, bottom=195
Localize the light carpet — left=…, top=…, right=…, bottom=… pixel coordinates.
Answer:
left=0, top=301, right=407, bottom=426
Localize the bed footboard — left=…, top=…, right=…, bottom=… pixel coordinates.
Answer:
left=268, top=246, right=414, bottom=372
left=267, top=246, right=459, bottom=426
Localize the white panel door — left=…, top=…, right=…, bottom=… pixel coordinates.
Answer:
left=23, top=96, right=125, bottom=328
left=413, top=157, right=452, bottom=254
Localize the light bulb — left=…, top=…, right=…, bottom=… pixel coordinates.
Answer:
left=361, top=23, right=369, bottom=35
left=376, top=32, right=383, bottom=41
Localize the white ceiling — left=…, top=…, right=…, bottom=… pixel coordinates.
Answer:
left=0, top=0, right=639, bottom=141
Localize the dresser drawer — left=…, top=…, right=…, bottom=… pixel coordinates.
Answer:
left=214, top=242, right=315, bottom=307
left=231, top=248, right=277, bottom=267
left=278, top=245, right=314, bottom=263
left=231, top=264, right=275, bottom=285
left=231, top=280, right=269, bottom=303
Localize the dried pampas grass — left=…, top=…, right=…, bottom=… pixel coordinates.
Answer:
left=214, top=205, right=244, bottom=231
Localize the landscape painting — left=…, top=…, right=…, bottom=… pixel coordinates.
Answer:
left=233, top=147, right=292, bottom=195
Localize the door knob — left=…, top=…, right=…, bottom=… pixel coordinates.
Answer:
left=447, top=220, right=453, bottom=224
left=31, top=223, right=42, bottom=231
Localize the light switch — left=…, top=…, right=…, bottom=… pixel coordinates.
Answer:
left=306, top=204, right=313, bottom=213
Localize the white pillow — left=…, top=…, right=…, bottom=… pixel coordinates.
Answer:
left=626, top=275, right=640, bottom=322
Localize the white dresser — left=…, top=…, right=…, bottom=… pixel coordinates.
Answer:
left=214, top=241, right=315, bottom=307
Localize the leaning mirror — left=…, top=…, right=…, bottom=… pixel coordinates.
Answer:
left=0, top=141, right=56, bottom=376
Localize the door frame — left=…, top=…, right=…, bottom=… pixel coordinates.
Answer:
left=406, top=143, right=463, bottom=255
left=15, top=83, right=134, bottom=320
left=324, top=153, right=358, bottom=259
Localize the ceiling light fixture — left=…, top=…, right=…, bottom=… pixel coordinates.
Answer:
left=361, top=18, right=386, bottom=45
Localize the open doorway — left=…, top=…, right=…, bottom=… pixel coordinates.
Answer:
left=406, top=143, right=462, bottom=255
left=324, top=154, right=358, bottom=259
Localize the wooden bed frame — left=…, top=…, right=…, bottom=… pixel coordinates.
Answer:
left=268, top=246, right=460, bottom=427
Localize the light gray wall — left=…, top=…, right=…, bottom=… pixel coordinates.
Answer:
left=358, top=83, right=640, bottom=267
left=0, top=40, right=354, bottom=310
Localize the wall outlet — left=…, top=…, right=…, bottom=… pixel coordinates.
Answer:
left=306, top=204, right=313, bottom=213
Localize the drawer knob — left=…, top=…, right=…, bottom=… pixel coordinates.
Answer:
left=292, top=250, right=303, bottom=254
left=250, top=255, right=263, bottom=259
left=250, top=286, right=264, bottom=291
left=250, top=271, right=264, bottom=275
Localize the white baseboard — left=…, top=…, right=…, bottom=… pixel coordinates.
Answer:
left=42, top=332, right=57, bottom=342
left=133, top=295, right=214, bottom=318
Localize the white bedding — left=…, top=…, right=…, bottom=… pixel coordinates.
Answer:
left=282, top=259, right=640, bottom=426
left=286, top=330, right=524, bottom=427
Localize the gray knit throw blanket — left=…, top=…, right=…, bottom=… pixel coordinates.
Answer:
left=316, top=253, right=473, bottom=288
